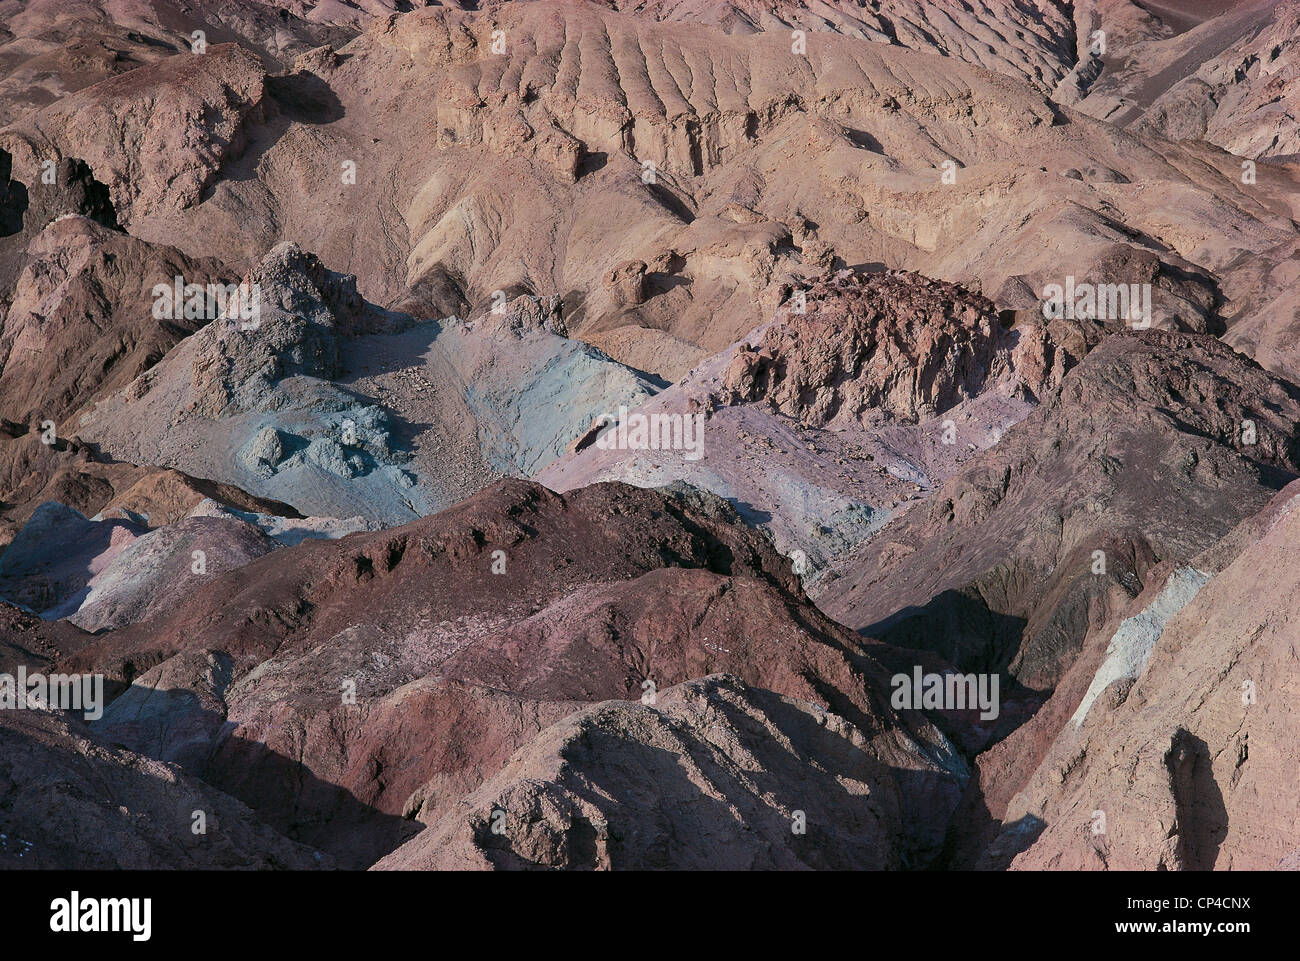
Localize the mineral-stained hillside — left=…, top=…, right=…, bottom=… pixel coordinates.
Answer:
left=814, top=328, right=1300, bottom=693
left=55, top=479, right=967, bottom=868
left=0, top=0, right=1297, bottom=873
left=5, top=1, right=1298, bottom=384
left=538, top=268, right=1092, bottom=573
left=994, top=478, right=1300, bottom=870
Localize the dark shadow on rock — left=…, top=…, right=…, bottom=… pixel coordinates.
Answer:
left=972, top=813, right=1047, bottom=870
left=266, top=71, right=346, bottom=125
left=843, top=128, right=884, bottom=152
left=727, top=498, right=773, bottom=529
left=844, top=260, right=887, bottom=274
left=216, top=70, right=344, bottom=193
left=0, top=149, right=28, bottom=238
left=578, top=151, right=608, bottom=177
left=89, top=678, right=420, bottom=868
left=644, top=271, right=691, bottom=298
left=203, top=725, right=423, bottom=869
left=14, top=157, right=120, bottom=235
left=1166, top=728, right=1229, bottom=870
left=390, top=266, right=468, bottom=321
left=646, top=182, right=695, bottom=224
left=862, top=588, right=1029, bottom=677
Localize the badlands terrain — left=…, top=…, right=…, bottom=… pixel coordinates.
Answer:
left=0, top=0, right=1296, bottom=871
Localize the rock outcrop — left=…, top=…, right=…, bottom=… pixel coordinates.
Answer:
left=60, top=479, right=965, bottom=868
left=993, top=479, right=1300, bottom=869
left=541, top=268, right=1093, bottom=576
left=815, top=329, right=1300, bottom=694
left=0, top=710, right=331, bottom=870
left=2, top=0, right=1299, bottom=876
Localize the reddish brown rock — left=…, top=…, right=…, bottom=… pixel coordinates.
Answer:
left=66, top=479, right=965, bottom=868
left=815, top=330, right=1300, bottom=694
left=722, top=269, right=1089, bottom=426
left=378, top=675, right=930, bottom=871
left=604, top=260, right=648, bottom=308
left=997, top=480, right=1300, bottom=870
left=0, top=710, right=331, bottom=870
left=0, top=434, right=297, bottom=551
left=0, top=216, right=228, bottom=426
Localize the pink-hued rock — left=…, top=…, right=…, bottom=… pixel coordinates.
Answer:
left=378, top=674, right=931, bottom=871
left=999, top=480, right=1300, bottom=870
left=5, top=0, right=1300, bottom=874
left=0, top=709, right=331, bottom=870
left=64, top=479, right=965, bottom=868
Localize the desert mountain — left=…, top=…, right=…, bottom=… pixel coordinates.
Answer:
left=0, top=0, right=1296, bottom=876
left=4, top=1, right=1297, bottom=385
left=58, top=479, right=965, bottom=867
left=814, top=328, right=1300, bottom=692
left=983, top=477, right=1300, bottom=870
